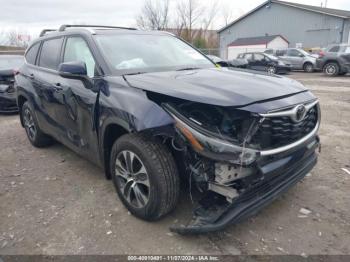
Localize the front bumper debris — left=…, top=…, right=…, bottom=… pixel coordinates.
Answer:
left=0, top=92, right=18, bottom=113
left=170, top=136, right=319, bottom=234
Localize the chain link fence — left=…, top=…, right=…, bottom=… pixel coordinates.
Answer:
left=198, top=48, right=220, bottom=57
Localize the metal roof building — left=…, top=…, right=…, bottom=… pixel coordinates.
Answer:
left=218, top=0, right=350, bottom=59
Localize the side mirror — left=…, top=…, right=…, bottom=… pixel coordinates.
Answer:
left=58, top=61, right=96, bottom=91
left=299, top=53, right=305, bottom=57
left=58, top=61, right=87, bottom=79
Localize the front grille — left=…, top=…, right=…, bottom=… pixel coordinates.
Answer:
left=252, top=105, right=318, bottom=150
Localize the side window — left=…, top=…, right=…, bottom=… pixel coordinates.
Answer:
left=254, top=54, right=265, bottom=61
left=244, top=54, right=253, bottom=61
left=25, top=42, right=40, bottom=65
left=287, top=49, right=300, bottom=57
left=63, top=37, right=96, bottom=78
left=39, top=38, right=63, bottom=70
left=329, top=46, right=340, bottom=52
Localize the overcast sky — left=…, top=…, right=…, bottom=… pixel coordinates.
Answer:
left=1, top=0, right=350, bottom=37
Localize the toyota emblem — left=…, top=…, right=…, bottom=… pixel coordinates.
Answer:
left=295, top=105, right=307, bottom=122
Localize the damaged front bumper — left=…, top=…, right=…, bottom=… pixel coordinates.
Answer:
left=170, top=135, right=320, bottom=234
left=163, top=100, right=321, bottom=234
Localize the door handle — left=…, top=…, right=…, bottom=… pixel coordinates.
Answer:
left=54, top=83, right=63, bottom=91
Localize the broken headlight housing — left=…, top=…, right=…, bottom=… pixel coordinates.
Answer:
left=164, top=103, right=260, bottom=165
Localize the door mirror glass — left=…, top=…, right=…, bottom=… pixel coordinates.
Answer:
left=58, top=61, right=87, bottom=79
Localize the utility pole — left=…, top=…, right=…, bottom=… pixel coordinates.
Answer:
left=325, top=0, right=328, bottom=8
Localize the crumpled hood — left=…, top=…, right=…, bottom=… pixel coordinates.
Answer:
left=123, top=68, right=307, bottom=107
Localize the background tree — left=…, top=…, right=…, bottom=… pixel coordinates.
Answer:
left=136, top=0, right=170, bottom=30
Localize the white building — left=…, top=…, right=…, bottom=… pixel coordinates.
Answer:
left=227, top=35, right=289, bottom=59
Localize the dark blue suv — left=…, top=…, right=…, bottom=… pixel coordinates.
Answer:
left=15, top=25, right=320, bottom=234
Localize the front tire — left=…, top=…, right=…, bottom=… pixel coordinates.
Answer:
left=323, top=62, right=339, bottom=76
left=110, top=133, right=180, bottom=221
left=22, top=102, right=53, bottom=147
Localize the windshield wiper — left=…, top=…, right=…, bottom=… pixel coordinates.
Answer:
left=176, top=67, right=201, bottom=71
left=122, top=72, right=147, bottom=76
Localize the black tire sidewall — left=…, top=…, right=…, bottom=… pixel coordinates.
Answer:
left=110, top=136, right=168, bottom=221
left=22, top=101, right=52, bottom=147
left=22, top=102, right=39, bottom=145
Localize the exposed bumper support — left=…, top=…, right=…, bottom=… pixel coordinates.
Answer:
left=170, top=138, right=319, bottom=234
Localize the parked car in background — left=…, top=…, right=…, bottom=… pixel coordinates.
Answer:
left=265, top=48, right=317, bottom=72
left=0, top=55, right=24, bottom=113
left=16, top=25, right=320, bottom=234
left=207, top=55, right=248, bottom=69
left=316, top=44, right=350, bottom=76
left=207, top=55, right=231, bottom=67
left=237, top=52, right=291, bottom=74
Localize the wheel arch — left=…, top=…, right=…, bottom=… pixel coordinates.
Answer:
left=17, top=94, right=28, bottom=127
left=303, top=61, right=313, bottom=68
left=101, top=122, right=130, bottom=179
left=323, top=60, right=339, bottom=70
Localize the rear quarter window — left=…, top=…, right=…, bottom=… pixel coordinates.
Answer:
left=38, top=38, right=63, bottom=70
left=25, top=42, right=40, bottom=65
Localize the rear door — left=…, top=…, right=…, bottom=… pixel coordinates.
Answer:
left=33, top=37, right=64, bottom=135
left=52, top=36, right=100, bottom=162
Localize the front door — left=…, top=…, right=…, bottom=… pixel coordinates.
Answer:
left=252, top=53, right=268, bottom=71
left=53, top=36, right=100, bottom=163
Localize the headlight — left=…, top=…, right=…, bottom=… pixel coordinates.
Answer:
left=172, top=113, right=259, bottom=165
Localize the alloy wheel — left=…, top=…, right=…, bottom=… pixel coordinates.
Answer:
left=325, top=64, right=336, bottom=75
left=267, top=66, right=276, bottom=74
left=115, top=150, right=150, bottom=208
left=23, top=108, right=36, bottom=141
left=305, top=64, right=313, bottom=73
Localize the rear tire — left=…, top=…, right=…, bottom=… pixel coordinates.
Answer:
left=22, top=102, right=53, bottom=147
left=323, top=62, right=339, bottom=76
left=110, top=133, right=180, bottom=221
left=303, top=63, right=314, bottom=73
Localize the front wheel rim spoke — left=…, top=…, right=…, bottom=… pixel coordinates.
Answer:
left=133, top=184, right=147, bottom=207
left=115, top=159, right=129, bottom=180
left=123, top=180, right=134, bottom=203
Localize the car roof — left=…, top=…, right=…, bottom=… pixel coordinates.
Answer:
left=34, top=27, right=173, bottom=43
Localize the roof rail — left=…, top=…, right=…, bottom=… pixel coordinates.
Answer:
left=58, top=24, right=137, bottom=32
left=39, top=29, right=57, bottom=37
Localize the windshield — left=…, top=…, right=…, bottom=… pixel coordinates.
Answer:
left=264, top=54, right=279, bottom=60
left=94, top=34, right=214, bottom=75
left=298, top=49, right=310, bottom=56
left=0, top=56, right=24, bottom=70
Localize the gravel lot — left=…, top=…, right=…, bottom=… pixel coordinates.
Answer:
left=0, top=72, right=349, bottom=256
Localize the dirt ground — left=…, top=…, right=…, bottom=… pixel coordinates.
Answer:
left=0, top=72, right=349, bottom=256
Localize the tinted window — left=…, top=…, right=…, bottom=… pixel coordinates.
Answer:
left=244, top=54, right=253, bottom=60
left=254, top=53, right=265, bottom=61
left=286, top=49, right=301, bottom=57
left=39, top=38, right=63, bottom=70
left=328, top=46, right=340, bottom=52
left=26, top=42, right=40, bottom=65
left=64, top=37, right=96, bottom=78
